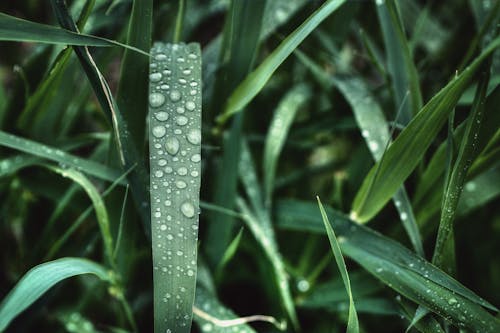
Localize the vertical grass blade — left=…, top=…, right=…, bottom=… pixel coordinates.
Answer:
left=317, top=197, right=359, bottom=333
left=0, top=258, right=111, bottom=331
left=263, top=83, right=312, bottom=207
left=218, top=0, right=347, bottom=123
left=149, top=42, right=202, bottom=333
left=351, top=36, right=500, bottom=223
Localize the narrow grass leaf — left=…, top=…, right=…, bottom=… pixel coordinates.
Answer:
left=0, top=12, right=147, bottom=55
left=0, top=258, right=111, bottom=331
left=0, top=130, right=122, bottom=183
left=351, top=36, right=500, bottom=223
left=149, top=42, right=202, bottom=333
left=47, top=166, right=115, bottom=265
left=317, top=197, right=359, bottom=333
left=218, top=0, right=347, bottom=123
left=432, top=65, right=490, bottom=271
left=263, top=83, right=312, bottom=206
left=51, top=0, right=151, bottom=230
left=116, top=0, right=152, bottom=149
left=217, top=228, right=244, bottom=274
left=275, top=200, right=499, bottom=332
left=332, top=75, right=423, bottom=255
left=376, top=0, right=422, bottom=123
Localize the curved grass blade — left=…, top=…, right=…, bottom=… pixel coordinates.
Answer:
left=376, top=0, right=422, bottom=123
left=0, top=12, right=147, bottom=55
left=0, top=130, right=123, bottom=183
left=0, top=258, right=111, bottom=331
left=317, top=197, right=359, bottom=333
left=116, top=0, right=152, bottom=149
left=51, top=0, right=151, bottom=231
left=263, top=83, right=312, bottom=207
left=351, top=36, right=500, bottom=223
left=217, top=0, right=347, bottom=124
left=149, top=42, right=202, bottom=333
left=432, top=64, right=490, bottom=271
left=275, top=200, right=500, bottom=332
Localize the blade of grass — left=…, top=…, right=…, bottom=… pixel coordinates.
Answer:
left=432, top=64, right=490, bottom=272
left=0, top=258, right=112, bottom=332
left=116, top=0, right=152, bottom=151
left=0, top=130, right=123, bottom=183
left=217, top=0, right=347, bottom=124
left=173, top=0, right=186, bottom=43
left=51, top=0, right=151, bottom=232
left=0, top=12, right=147, bottom=55
left=275, top=200, right=499, bottom=332
left=317, top=197, right=359, bottom=333
left=149, top=42, right=202, bottom=333
left=376, top=0, right=422, bottom=123
left=351, top=36, right=500, bottom=223
left=263, top=83, right=312, bottom=207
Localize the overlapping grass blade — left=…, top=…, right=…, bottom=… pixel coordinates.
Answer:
left=432, top=64, right=490, bottom=271
left=0, top=12, right=147, bottom=55
left=263, top=84, right=312, bottom=206
left=275, top=200, right=499, bottom=332
left=0, top=258, right=111, bottom=331
left=218, top=0, right=347, bottom=123
left=149, top=42, right=202, bottom=333
left=205, top=0, right=266, bottom=268
left=0, top=130, right=122, bottom=183
left=376, top=0, right=422, bottom=123
left=317, top=197, right=359, bottom=333
left=51, top=0, right=150, bottom=230
left=116, top=0, right=152, bottom=149
left=351, top=36, right=500, bottom=222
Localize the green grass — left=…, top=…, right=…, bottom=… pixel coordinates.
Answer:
left=0, top=1, right=499, bottom=333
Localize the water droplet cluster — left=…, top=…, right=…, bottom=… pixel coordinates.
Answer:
left=149, top=42, right=202, bottom=333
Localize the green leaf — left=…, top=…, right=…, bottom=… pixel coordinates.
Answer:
left=317, top=197, right=360, bottom=333
left=149, top=42, right=202, bottom=333
left=0, top=12, right=148, bottom=55
left=351, top=36, right=500, bottom=223
left=0, top=130, right=123, bottom=183
left=217, top=0, right=347, bottom=123
left=0, top=258, right=111, bottom=332
left=263, top=83, right=312, bottom=206
left=275, top=200, right=500, bottom=332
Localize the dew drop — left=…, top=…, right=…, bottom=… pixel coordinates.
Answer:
left=176, top=180, right=187, bottom=189
left=448, top=298, right=458, bottom=305
left=149, top=92, right=165, bottom=107
left=160, top=224, right=167, bottom=231
left=155, top=170, right=164, bottom=178
left=190, top=170, right=199, bottom=177
left=180, top=201, right=196, bottom=218
left=155, top=111, right=169, bottom=121
left=191, top=154, right=201, bottom=163
left=187, top=269, right=194, bottom=276
left=177, top=250, right=184, bottom=256
left=154, top=53, right=167, bottom=61
left=165, top=138, right=180, bottom=155
left=182, top=69, right=191, bottom=75
left=186, top=129, right=201, bottom=145
left=369, top=140, right=379, bottom=151
left=178, top=78, right=187, bottom=84
left=176, top=116, right=188, bottom=126
left=164, top=200, right=171, bottom=206
left=158, top=159, right=167, bottom=166
left=188, top=53, right=197, bottom=60
left=166, top=234, right=174, bottom=240
left=176, top=107, right=185, bottom=114
left=152, top=125, right=166, bottom=138
left=160, top=84, right=169, bottom=90
left=169, top=90, right=181, bottom=102
left=185, top=101, right=196, bottom=111
left=177, top=167, right=188, bottom=176
left=149, top=72, right=162, bottom=82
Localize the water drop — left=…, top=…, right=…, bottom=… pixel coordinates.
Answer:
left=155, top=170, right=164, bottom=178
left=188, top=53, right=197, bottom=59
left=190, top=170, right=199, bottom=177
left=177, top=250, right=184, bottom=256
left=165, top=138, right=180, bottom=155
left=176, top=107, right=185, bottom=114
left=176, top=180, right=187, bottom=189
left=149, top=72, right=162, bottom=82
left=154, top=54, right=167, bottom=61
left=177, top=167, right=188, bottom=176
left=186, top=129, right=201, bottom=145
left=191, top=154, right=201, bottom=163
left=369, top=140, right=379, bottom=151
left=169, top=90, right=181, bottom=102
left=152, top=125, right=166, bottom=138
left=448, top=298, right=458, bottom=305
left=182, top=69, right=191, bottom=75
left=164, top=200, right=171, bottom=206
left=187, top=269, right=194, bottom=276
left=176, top=116, right=188, bottom=126
left=167, top=234, right=174, bottom=240
left=297, top=279, right=310, bottom=292
left=158, top=159, right=167, bottom=166
left=155, top=111, right=169, bottom=121
left=160, top=224, right=167, bottom=231
left=180, top=201, right=195, bottom=218
left=185, top=101, right=196, bottom=111
left=178, top=78, right=187, bottom=84
left=149, top=92, right=165, bottom=107
left=362, top=129, right=369, bottom=138
left=400, top=212, right=408, bottom=221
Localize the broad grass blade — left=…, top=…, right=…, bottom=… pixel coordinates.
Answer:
left=0, top=258, right=111, bottom=331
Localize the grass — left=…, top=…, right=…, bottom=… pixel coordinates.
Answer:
left=0, top=1, right=499, bottom=332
